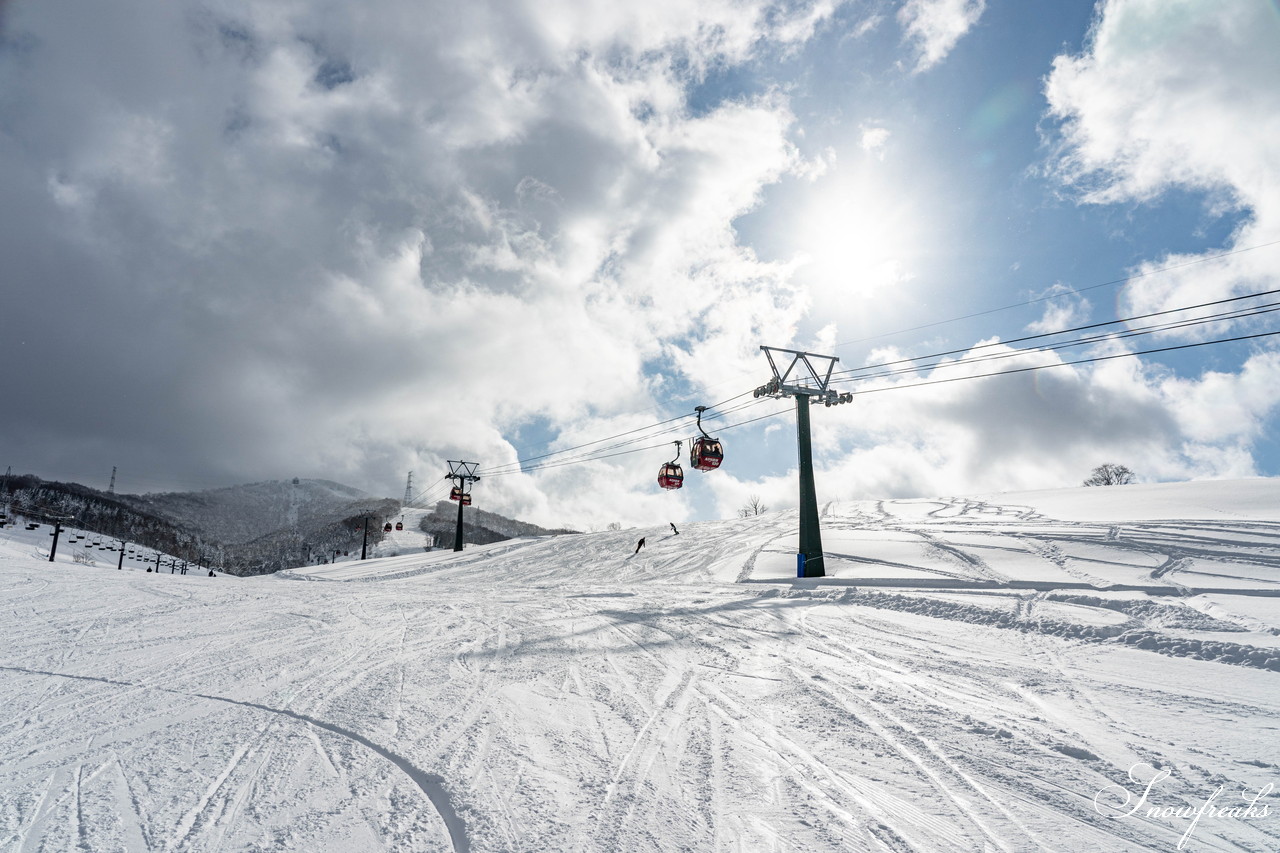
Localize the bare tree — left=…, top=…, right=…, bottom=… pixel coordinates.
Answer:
left=1084, top=463, right=1136, bottom=487
left=738, top=494, right=769, bottom=518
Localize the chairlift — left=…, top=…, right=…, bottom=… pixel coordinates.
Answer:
left=690, top=406, right=724, bottom=472
left=657, top=441, right=684, bottom=490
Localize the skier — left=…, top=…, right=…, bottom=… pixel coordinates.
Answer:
left=670, top=522, right=679, bottom=535
left=634, top=537, right=646, bottom=555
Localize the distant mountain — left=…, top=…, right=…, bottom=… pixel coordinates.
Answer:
left=418, top=501, right=580, bottom=546
left=3, top=473, right=577, bottom=576
left=118, top=479, right=405, bottom=575
left=122, top=479, right=374, bottom=544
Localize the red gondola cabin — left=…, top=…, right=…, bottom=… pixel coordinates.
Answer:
left=690, top=437, right=723, bottom=471
left=657, top=463, right=684, bottom=490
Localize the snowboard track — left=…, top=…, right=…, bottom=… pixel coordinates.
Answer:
left=0, top=664, right=470, bottom=853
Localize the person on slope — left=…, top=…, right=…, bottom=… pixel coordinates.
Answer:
left=634, top=537, right=645, bottom=555
left=670, top=522, right=679, bottom=535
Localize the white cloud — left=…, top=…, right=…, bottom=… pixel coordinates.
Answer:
left=859, top=125, right=890, bottom=157
left=897, top=0, right=985, bottom=73
left=0, top=0, right=850, bottom=526
left=1045, top=0, right=1280, bottom=329
left=1025, top=284, right=1091, bottom=335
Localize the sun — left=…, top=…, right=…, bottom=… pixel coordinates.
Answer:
left=787, top=164, right=921, bottom=307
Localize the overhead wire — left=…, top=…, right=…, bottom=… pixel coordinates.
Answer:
left=833, top=328, right=1280, bottom=399
left=478, top=389, right=758, bottom=477
left=830, top=299, right=1280, bottom=387
left=832, top=237, right=1280, bottom=348
left=828, top=286, right=1280, bottom=383
left=480, top=398, right=795, bottom=478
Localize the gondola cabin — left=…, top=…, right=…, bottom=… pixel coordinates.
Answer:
left=691, top=437, right=724, bottom=471
left=383, top=522, right=393, bottom=532
left=395, top=521, right=404, bottom=531
left=657, top=463, right=684, bottom=490
left=449, top=486, right=465, bottom=502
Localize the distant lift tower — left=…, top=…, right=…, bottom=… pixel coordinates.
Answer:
left=446, top=461, right=481, bottom=552
left=755, top=346, right=852, bottom=578
left=108, top=466, right=117, bottom=495
left=403, top=471, right=414, bottom=506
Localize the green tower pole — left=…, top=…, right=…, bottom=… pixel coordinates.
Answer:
left=794, top=395, right=825, bottom=577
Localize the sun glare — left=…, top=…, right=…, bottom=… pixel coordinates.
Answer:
left=788, top=168, right=920, bottom=308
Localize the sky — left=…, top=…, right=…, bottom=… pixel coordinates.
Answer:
left=2, top=0, right=1280, bottom=531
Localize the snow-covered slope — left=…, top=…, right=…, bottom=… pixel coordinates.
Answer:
left=373, top=507, right=436, bottom=556
left=2, top=480, right=1278, bottom=852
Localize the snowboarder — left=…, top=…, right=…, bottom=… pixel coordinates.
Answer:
left=670, top=522, right=679, bottom=535
left=634, top=537, right=646, bottom=554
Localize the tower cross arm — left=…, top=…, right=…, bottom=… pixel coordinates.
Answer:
left=757, top=345, right=846, bottom=399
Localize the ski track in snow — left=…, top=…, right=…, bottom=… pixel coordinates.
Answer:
left=2, top=484, right=1280, bottom=851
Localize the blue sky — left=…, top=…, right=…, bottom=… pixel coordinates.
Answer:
left=1, top=0, right=1278, bottom=529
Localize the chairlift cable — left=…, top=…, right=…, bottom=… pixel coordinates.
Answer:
left=829, top=287, right=1280, bottom=382
left=832, top=237, right=1280, bottom=348
left=831, top=302, right=1280, bottom=387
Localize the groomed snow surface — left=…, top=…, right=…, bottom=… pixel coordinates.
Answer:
left=2, top=480, right=1279, bottom=852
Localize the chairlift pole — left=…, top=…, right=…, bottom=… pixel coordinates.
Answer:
left=49, top=518, right=64, bottom=562
left=794, top=394, right=824, bottom=576
left=361, top=515, right=371, bottom=560
left=755, top=346, right=854, bottom=578
left=447, top=461, right=481, bottom=552
left=453, top=494, right=465, bottom=552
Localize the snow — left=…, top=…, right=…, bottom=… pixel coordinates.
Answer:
left=2, top=479, right=1279, bottom=851
left=371, top=507, right=436, bottom=557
